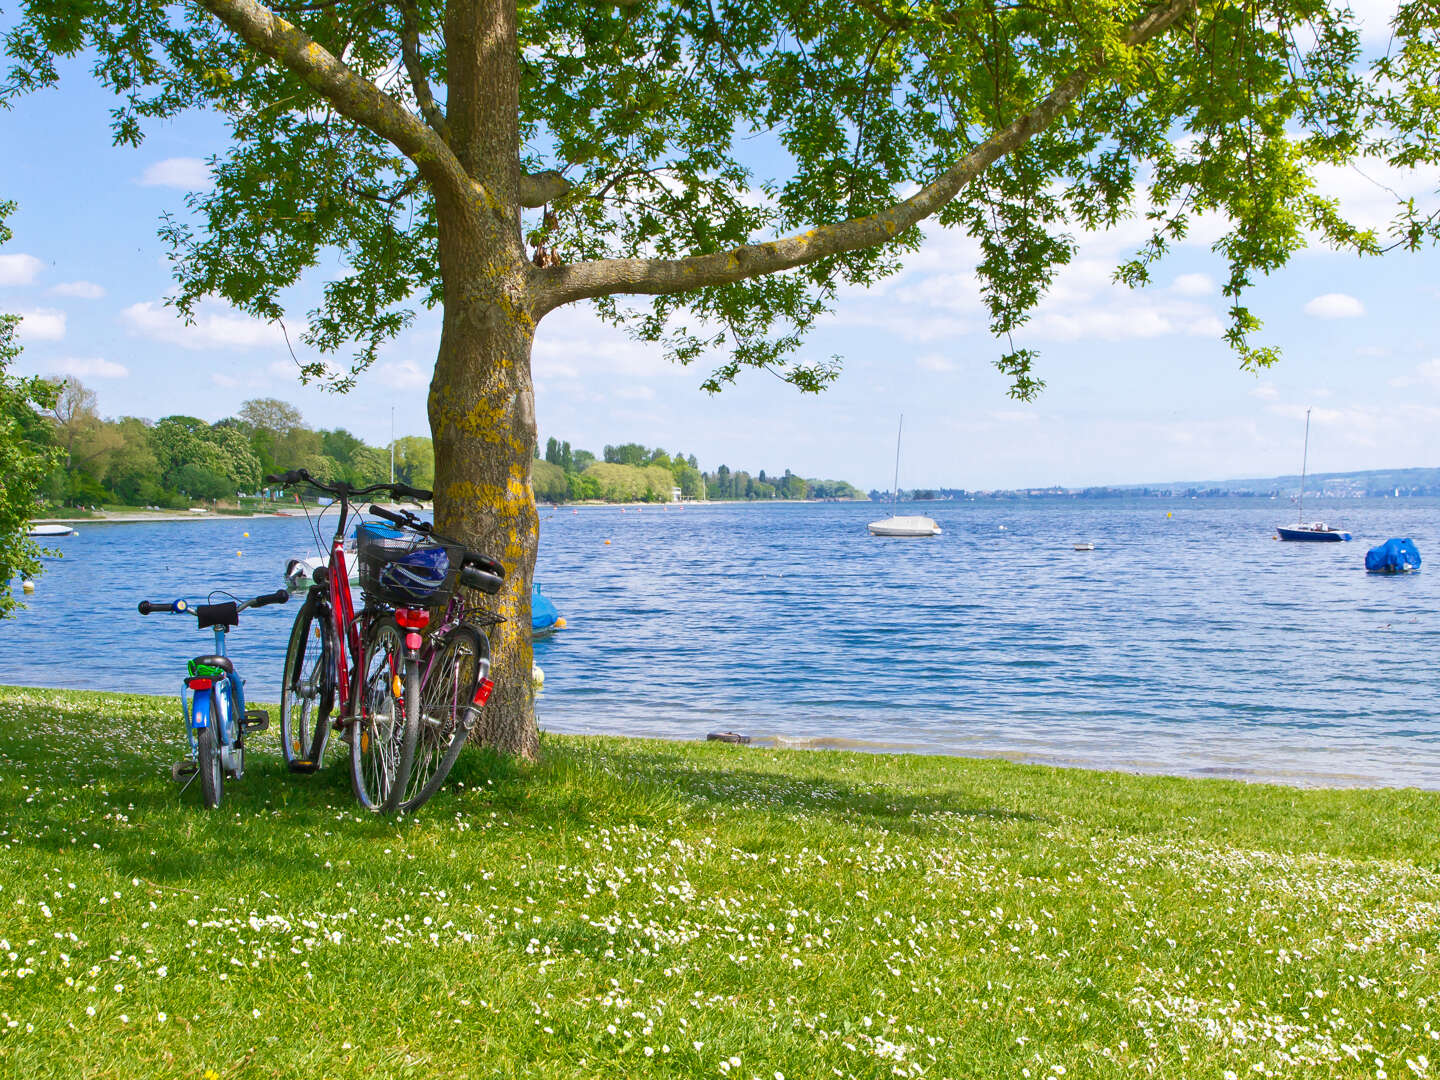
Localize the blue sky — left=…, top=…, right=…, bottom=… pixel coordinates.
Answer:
left=3, top=4, right=1439, bottom=491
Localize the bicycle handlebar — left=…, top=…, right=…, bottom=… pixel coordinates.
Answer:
left=265, top=467, right=432, bottom=502
left=138, top=590, right=288, bottom=617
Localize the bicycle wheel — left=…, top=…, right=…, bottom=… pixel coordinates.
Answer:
left=349, top=616, right=419, bottom=813
left=400, top=624, right=487, bottom=813
left=195, top=692, right=223, bottom=810
left=280, top=592, right=334, bottom=771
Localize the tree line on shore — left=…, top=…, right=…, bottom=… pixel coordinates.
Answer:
left=32, top=381, right=433, bottom=508
left=534, top=438, right=864, bottom=503
left=29, top=376, right=863, bottom=509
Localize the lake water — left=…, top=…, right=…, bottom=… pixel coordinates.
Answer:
left=4, top=498, right=1438, bottom=788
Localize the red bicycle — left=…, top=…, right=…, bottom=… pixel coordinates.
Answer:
left=270, top=468, right=434, bottom=812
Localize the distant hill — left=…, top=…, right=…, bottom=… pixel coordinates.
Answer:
left=895, top=466, right=1440, bottom=500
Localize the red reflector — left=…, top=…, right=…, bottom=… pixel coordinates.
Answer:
left=472, top=678, right=494, bottom=706
left=394, top=608, right=430, bottom=629
left=187, top=677, right=213, bottom=691
left=404, top=631, right=422, bottom=651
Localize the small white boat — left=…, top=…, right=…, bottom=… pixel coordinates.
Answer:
left=1074, top=542, right=1095, bottom=551
left=27, top=524, right=77, bottom=537
left=867, top=415, right=941, bottom=538
left=868, top=515, right=942, bottom=537
left=284, top=545, right=360, bottom=591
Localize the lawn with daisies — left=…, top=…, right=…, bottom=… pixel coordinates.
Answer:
left=1, top=684, right=1438, bottom=1079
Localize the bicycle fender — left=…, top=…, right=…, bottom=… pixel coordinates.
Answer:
left=191, top=689, right=211, bottom=730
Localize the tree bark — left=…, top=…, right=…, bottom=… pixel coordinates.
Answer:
left=428, top=268, right=540, bottom=759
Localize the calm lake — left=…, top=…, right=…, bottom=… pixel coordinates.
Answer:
left=4, top=498, right=1438, bottom=788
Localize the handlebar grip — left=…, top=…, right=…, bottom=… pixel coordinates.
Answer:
left=252, top=589, right=290, bottom=608
left=393, top=483, right=432, bottom=501
left=265, top=468, right=309, bottom=485
left=368, top=504, right=409, bottom=527
left=138, top=599, right=187, bottom=615
left=460, top=567, right=504, bottom=595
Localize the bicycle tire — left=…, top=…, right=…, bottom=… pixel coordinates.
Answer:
left=280, top=591, right=335, bottom=770
left=349, top=617, right=419, bottom=813
left=400, top=624, right=487, bottom=813
left=195, top=693, right=223, bottom=810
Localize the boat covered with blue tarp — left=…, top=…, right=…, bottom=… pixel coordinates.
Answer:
left=532, top=584, right=563, bottom=636
left=1365, top=538, right=1421, bottom=574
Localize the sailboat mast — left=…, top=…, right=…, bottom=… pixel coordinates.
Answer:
left=1299, top=407, right=1310, bottom=524
left=891, top=414, right=904, bottom=512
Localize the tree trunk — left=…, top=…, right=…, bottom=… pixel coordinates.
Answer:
left=428, top=267, right=540, bottom=759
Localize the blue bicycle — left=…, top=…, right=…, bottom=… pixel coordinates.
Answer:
left=138, top=588, right=289, bottom=809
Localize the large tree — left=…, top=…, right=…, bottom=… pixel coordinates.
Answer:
left=0, top=203, right=62, bottom=617
left=5, top=0, right=1435, bottom=754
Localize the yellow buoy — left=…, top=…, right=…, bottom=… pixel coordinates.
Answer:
left=243, top=531, right=250, bottom=538
left=236, top=550, right=243, bottom=557
left=604, top=539, right=611, bottom=545
left=22, top=580, right=35, bottom=594
left=1166, top=512, right=1172, bottom=519
left=554, top=617, right=567, bottom=630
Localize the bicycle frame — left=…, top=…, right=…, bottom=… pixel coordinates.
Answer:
left=180, top=622, right=246, bottom=771
left=327, top=535, right=361, bottom=714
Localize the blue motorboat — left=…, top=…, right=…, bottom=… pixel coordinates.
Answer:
left=1366, top=538, right=1421, bottom=574
left=532, top=583, right=565, bottom=638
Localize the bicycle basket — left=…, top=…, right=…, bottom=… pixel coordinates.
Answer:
left=355, top=523, right=462, bottom=608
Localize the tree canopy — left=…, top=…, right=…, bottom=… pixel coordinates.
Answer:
left=5, top=0, right=1434, bottom=395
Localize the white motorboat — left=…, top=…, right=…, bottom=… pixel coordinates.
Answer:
left=868, top=515, right=942, bottom=537
left=27, top=523, right=77, bottom=537
left=284, top=544, right=360, bottom=591
left=1074, top=542, right=1095, bottom=551
left=867, top=414, right=941, bottom=538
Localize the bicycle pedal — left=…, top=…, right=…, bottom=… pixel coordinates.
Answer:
left=171, top=760, right=197, bottom=782
left=241, top=709, right=270, bottom=733
left=287, top=759, right=319, bottom=774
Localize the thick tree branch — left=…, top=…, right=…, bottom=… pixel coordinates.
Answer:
left=397, top=0, right=451, bottom=143
left=519, top=169, right=571, bottom=207
left=530, top=0, right=1195, bottom=316
left=192, top=0, right=472, bottom=201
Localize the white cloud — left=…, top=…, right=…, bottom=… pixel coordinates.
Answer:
left=1388, top=358, right=1440, bottom=389
left=17, top=308, right=66, bottom=341
left=138, top=157, right=213, bottom=190
left=1171, top=273, right=1215, bottom=297
left=613, top=385, right=656, bottom=401
left=211, top=372, right=239, bottom=388
left=49, top=356, right=129, bottom=379
left=0, top=253, right=44, bottom=286
left=916, top=353, right=957, bottom=372
left=121, top=300, right=293, bottom=350
left=1303, top=292, right=1365, bottom=319
left=1250, top=383, right=1279, bottom=400
left=50, top=280, right=105, bottom=299
left=375, top=359, right=429, bottom=389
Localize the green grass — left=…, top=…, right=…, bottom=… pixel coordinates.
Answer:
left=1, top=686, right=1437, bottom=1079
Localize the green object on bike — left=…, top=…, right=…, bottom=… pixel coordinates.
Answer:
left=187, top=659, right=227, bottom=679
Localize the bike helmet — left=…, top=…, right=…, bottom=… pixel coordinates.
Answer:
left=376, top=544, right=451, bottom=603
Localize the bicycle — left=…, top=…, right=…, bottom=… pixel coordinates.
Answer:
left=366, top=503, right=505, bottom=812
left=268, top=468, right=501, bottom=813
left=138, top=588, right=290, bottom=809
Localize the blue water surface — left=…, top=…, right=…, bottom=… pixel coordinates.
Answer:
left=4, top=498, right=1437, bottom=788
